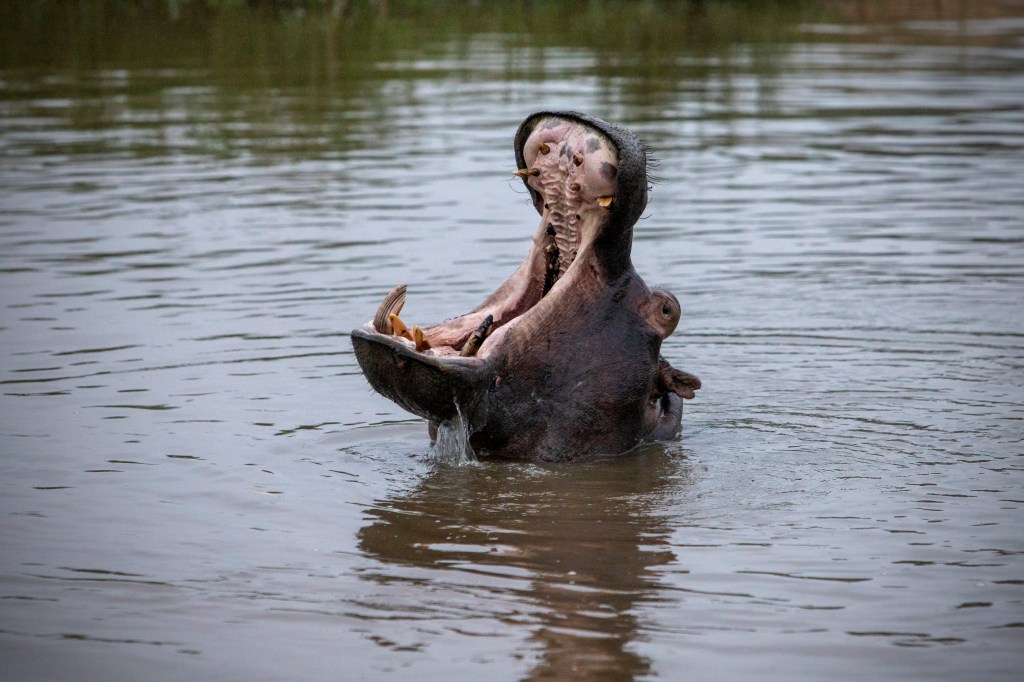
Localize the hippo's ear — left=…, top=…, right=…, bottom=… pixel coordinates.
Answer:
left=351, top=329, right=492, bottom=428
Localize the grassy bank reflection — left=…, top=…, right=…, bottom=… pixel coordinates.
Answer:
left=3, top=1, right=816, bottom=75
left=0, top=1, right=822, bottom=163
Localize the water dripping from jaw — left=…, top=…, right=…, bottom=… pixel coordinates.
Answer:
left=433, top=401, right=478, bottom=466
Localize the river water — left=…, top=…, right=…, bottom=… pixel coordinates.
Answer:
left=1, top=2, right=1023, bottom=680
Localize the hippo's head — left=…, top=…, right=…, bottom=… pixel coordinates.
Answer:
left=351, top=111, right=700, bottom=461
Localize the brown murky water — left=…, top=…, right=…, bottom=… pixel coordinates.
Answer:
left=2, top=2, right=1023, bottom=679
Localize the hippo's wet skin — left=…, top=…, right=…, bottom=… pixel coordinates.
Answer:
left=351, top=111, right=700, bottom=462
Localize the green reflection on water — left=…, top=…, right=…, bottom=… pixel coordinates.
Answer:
left=2, top=1, right=818, bottom=78
left=3, top=1, right=1019, bottom=164
left=4, top=1, right=1020, bottom=89
left=0, top=1, right=823, bottom=162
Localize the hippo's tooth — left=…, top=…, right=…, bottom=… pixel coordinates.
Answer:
left=412, top=325, right=431, bottom=351
left=460, top=314, right=494, bottom=357
left=573, top=153, right=583, bottom=166
left=538, top=142, right=550, bottom=155
left=373, top=284, right=407, bottom=334
left=543, top=242, right=560, bottom=296
left=388, top=313, right=414, bottom=341
left=597, top=196, right=614, bottom=208
left=514, top=167, right=540, bottom=177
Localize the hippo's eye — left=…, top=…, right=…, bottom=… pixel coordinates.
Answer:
left=662, top=302, right=672, bottom=316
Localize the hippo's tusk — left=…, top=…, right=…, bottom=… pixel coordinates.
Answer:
left=543, top=242, right=560, bottom=296
left=538, top=142, right=550, bottom=155
left=373, top=284, right=407, bottom=334
left=412, top=325, right=431, bottom=351
left=597, top=196, right=614, bottom=208
left=514, top=167, right=540, bottom=178
left=388, top=313, right=414, bottom=341
left=460, top=314, right=494, bottom=357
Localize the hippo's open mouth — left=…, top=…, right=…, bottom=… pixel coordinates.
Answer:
left=356, top=113, right=637, bottom=364
left=351, top=111, right=699, bottom=460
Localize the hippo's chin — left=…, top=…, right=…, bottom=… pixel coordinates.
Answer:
left=351, top=328, right=492, bottom=431
left=352, top=111, right=700, bottom=462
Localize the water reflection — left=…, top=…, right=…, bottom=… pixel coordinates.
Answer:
left=358, top=445, right=690, bottom=679
left=0, top=0, right=822, bottom=165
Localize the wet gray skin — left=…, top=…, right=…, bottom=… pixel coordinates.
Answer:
left=351, top=111, right=700, bottom=462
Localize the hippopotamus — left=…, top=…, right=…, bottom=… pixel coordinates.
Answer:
left=351, top=111, right=700, bottom=462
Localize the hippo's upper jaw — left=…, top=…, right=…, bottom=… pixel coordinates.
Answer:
left=351, top=111, right=700, bottom=462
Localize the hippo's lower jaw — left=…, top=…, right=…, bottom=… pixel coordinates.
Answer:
left=351, top=111, right=700, bottom=462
